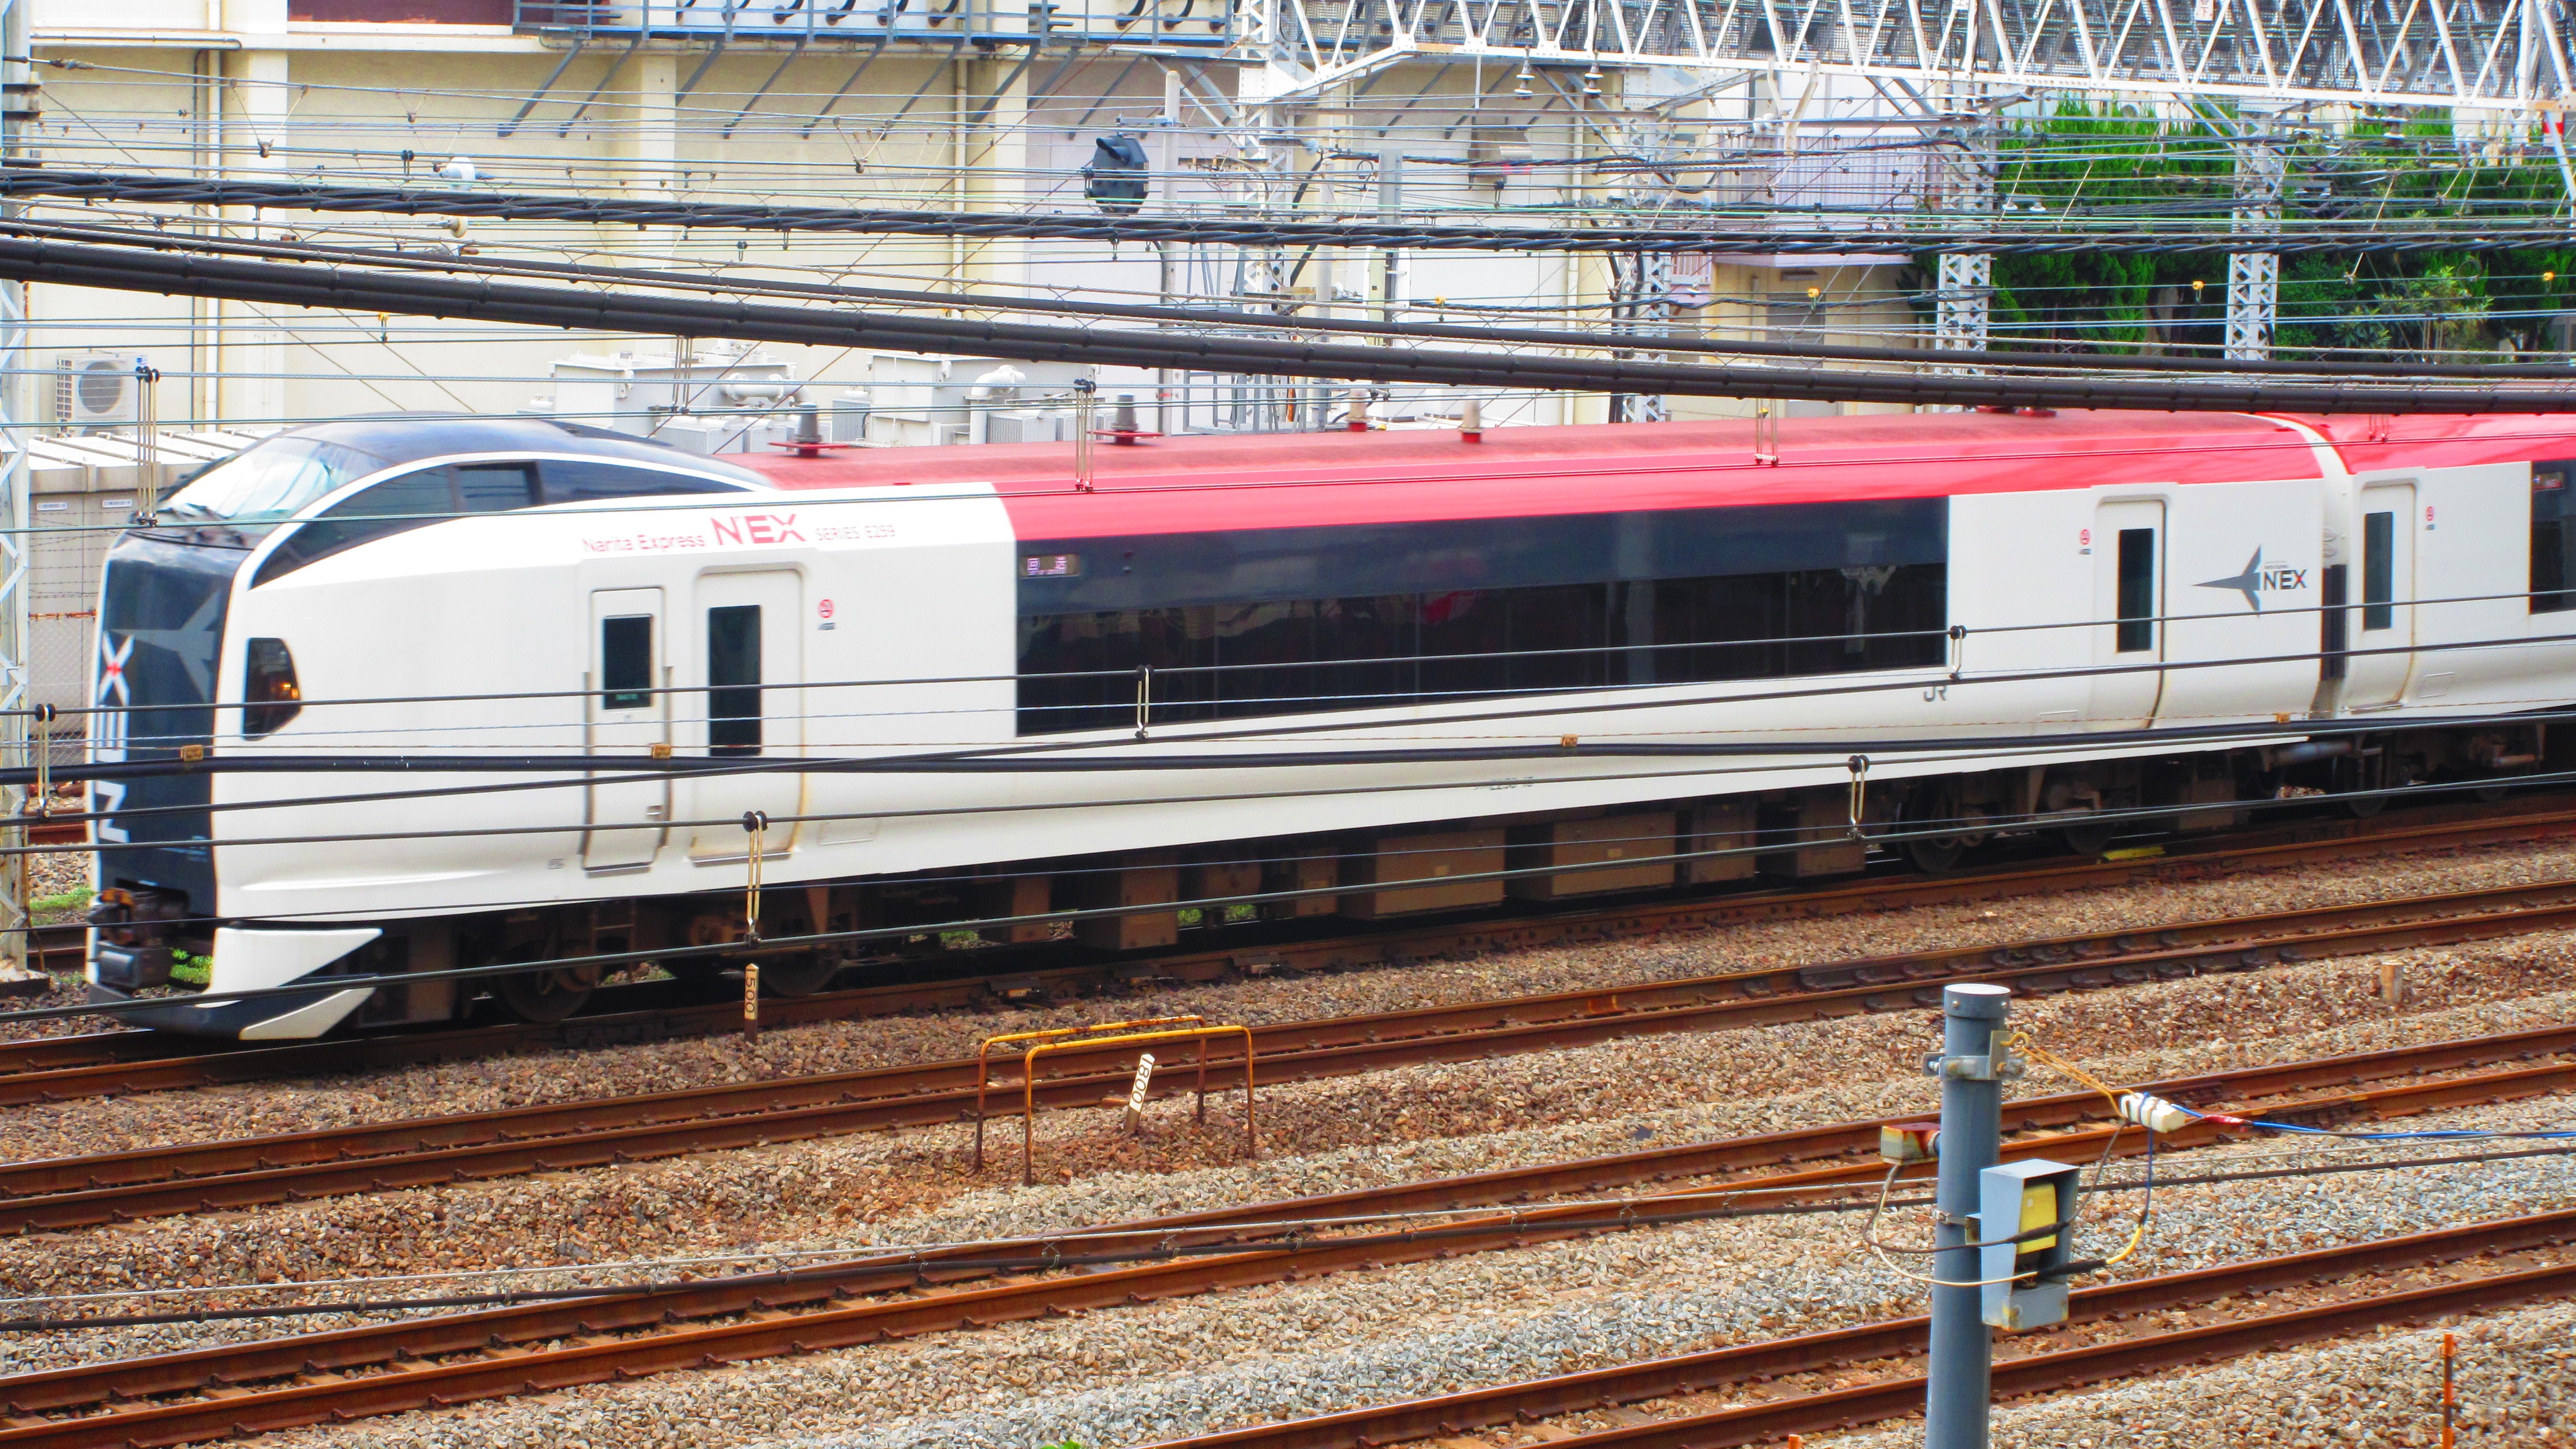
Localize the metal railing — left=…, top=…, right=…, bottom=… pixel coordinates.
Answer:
left=973, top=1015, right=1257, bottom=1184
left=513, top=0, right=1232, bottom=49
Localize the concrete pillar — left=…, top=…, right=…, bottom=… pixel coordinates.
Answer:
left=216, top=0, right=290, bottom=425
left=618, top=52, right=681, bottom=190
left=606, top=54, right=687, bottom=287
left=958, top=54, right=1030, bottom=294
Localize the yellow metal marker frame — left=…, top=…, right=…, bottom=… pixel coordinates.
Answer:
left=972, top=1016, right=1257, bottom=1183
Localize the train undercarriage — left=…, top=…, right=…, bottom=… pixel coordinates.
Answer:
left=86, top=719, right=2558, bottom=1033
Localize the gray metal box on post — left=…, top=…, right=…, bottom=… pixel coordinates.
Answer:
left=1978, top=1158, right=2082, bottom=1331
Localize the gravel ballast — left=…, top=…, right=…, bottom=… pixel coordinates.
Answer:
left=217, top=1097, right=2576, bottom=1449
left=2, top=949, right=2568, bottom=1334
left=13, top=828, right=2576, bottom=1155
left=6, top=828, right=2575, bottom=1446
left=1827, top=1301, right=2576, bottom=1447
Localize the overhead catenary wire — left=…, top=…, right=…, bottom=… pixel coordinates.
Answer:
left=9, top=216, right=2572, bottom=383
left=45, top=726, right=2576, bottom=965
left=36, top=726, right=2576, bottom=948
left=20, top=206, right=2566, bottom=359
left=28, top=420, right=2576, bottom=550
left=8, top=166, right=2576, bottom=257
left=37, top=628, right=2576, bottom=791
left=39, top=570, right=2528, bottom=714
left=42, top=757, right=2576, bottom=1029
left=10, top=233, right=2570, bottom=414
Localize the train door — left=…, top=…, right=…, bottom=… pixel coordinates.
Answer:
left=2341, top=482, right=2417, bottom=709
left=686, top=570, right=803, bottom=859
left=583, top=588, right=669, bottom=872
left=2087, top=500, right=2166, bottom=727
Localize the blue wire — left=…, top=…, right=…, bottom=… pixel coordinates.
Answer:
left=2177, top=1105, right=2576, bottom=1142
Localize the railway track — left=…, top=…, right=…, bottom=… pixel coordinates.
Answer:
left=1144, top=1208, right=2576, bottom=1449
left=7, top=789, right=2576, bottom=1106
left=3, top=822, right=83, bottom=987
left=0, top=1028, right=2565, bottom=1447
left=12, top=862, right=2576, bottom=1234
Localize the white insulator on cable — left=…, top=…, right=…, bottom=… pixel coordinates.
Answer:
left=2118, top=1092, right=2194, bottom=1134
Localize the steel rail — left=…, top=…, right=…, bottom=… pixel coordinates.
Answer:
left=4, top=168, right=2573, bottom=257
left=15, top=862, right=2576, bottom=1233
left=1140, top=1208, right=2576, bottom=1449
left=1484, top=1258, right=2576, bottom=1449
left=6, top=790, right=2570, bottom=1108
left=0, top=1050, right=2566, bottom=1445
left=16, top=859, right=2576, bottom=1230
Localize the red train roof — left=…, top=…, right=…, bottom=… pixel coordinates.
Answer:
left=738, top=409, right=2335, bottom=539
left=2277, top=412, right=2576, bottom=475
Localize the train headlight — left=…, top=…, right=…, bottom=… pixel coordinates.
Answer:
left=244, top=637, right=303, bottom=737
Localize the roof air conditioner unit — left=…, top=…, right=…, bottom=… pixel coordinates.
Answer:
left=54, top=352, right=140, bottom=429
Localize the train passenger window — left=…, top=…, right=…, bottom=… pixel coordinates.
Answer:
left=544, top=460, right=747, bottom=504
left=707, top=605, right=762, bottom=756
left=455, top=462, right=539, bottom=513
left=2533, top=463, right=2575, bottom=614
left=250, top=466, right=458, bottom=586
left=2361, top=511, right=2395, bottom=631
left=2114, top=528, right=2156, bottom=652
left=600, top=616, right=654, bottom=712
left=1010, top=501, right=1950, bottom=735
left=1016, top=562, right=1947, bottom=734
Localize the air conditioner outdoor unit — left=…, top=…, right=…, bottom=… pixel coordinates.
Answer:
left=54, top=352, right=139, bottom=428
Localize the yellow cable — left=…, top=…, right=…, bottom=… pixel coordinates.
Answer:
left=2009, top=1030, right=2153, bottom=1267
left=2011, top=1029, right=2127, bottom=1109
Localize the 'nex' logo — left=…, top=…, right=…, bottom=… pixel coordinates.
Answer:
left=2196, top=547, right=2309, bottom=613
left=709, top=512, right=807, bottom=546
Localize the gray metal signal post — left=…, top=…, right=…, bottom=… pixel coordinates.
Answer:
left=0, top=0, right=29, bottom=984
left=1926, top=982, right=2017, bottom=1449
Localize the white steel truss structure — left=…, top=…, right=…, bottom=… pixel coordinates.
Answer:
left=2228, top=124, right=2287, bottom=359
left=1251, top=0, right=2576, bottom=111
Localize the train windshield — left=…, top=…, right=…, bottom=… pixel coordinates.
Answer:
left=158, top=435, right=391, bottom=524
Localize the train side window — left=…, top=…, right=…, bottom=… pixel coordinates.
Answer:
left=456, top=462, right=540, bottom=513
left=600, top=616, right=654, bottom=712
left=707, top=605, right=762, bottom=756
left=1014, top=560, right=1946, bottom=735
left=2533, top=463, right=2575, bottom=614
left=544, top=460, right=748, bottom=504
left=250, top=466, right=458, bottom=586
left=2361, top=510, right=2395, bottom=631
left=2114, top=528, right=2156, bottom=652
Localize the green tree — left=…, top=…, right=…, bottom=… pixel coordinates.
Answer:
left=1917, top=101, right=2574, bottom=359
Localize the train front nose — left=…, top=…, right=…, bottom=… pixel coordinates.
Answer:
left=86, top=529, right=235, bottom=1034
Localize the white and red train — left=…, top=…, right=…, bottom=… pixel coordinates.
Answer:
left=84, top=408, right=2576, bottom=1037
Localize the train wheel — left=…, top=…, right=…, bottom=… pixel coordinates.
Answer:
left=2057, top=818, right=2118, bottom=856
left=2341, top=790, right=2388, bottom=818
left=495, top=965, right=599, bottom=1022
left=2474, top=782, right=2512, bottom=804
left=756, top=954, right=841, bottom=998
left=1899, top=786, right=1971, bottom=875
